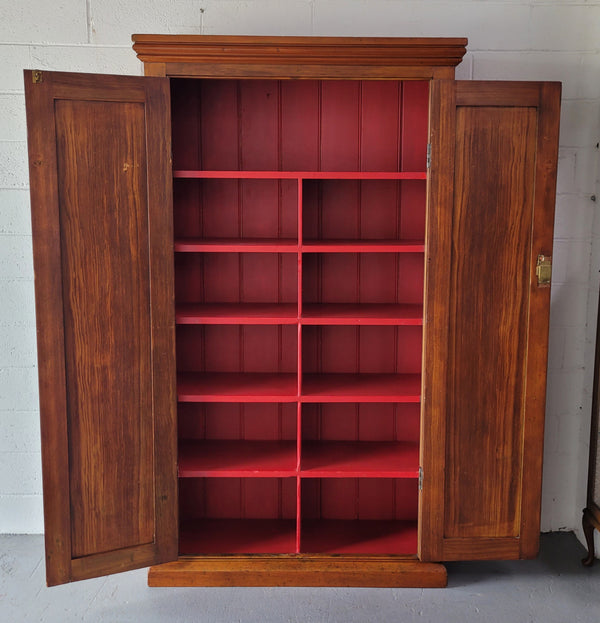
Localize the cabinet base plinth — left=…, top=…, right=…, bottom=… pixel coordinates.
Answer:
left=148, top=555, right=447, bottom=587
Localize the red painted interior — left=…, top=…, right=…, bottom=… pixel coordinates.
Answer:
left=171, top=77, right=428, bottom=555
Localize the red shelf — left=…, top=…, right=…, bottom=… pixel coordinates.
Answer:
left=178, top=372, right=298, bottom=402
left=173, top=170, right=427, bottom=180
left=178, top=440, right=419, bottom=478
left=302, top=441, right=419, bottom=478
left=302, top=304, right=422, bottom=325
left=302, top=240, right=424, bottom=253
left=301, top=520, right=417, bottom=555
left=302, top=374, right=421, bottom=403
left=176, top=303, right=423, bottom=325
left=181, top=519, right=416, bottom=555
left=179, top=440, right=297, bottom=477
left=180, top=519, right=297, bottom=554
left=174, top=238, right=298, bottom=253
left=176, top=303, right=298, bottom=325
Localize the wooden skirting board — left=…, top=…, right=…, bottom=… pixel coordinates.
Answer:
left=148, top=555, right=447, bottom=588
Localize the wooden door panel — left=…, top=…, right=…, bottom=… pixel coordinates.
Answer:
left=25, top=71, right=177, bottom=585
left=57, top=99, right=155, bottom=559
left=420, top=81, right=560, bottom=561
left=446, top=105, right=537, bottom=539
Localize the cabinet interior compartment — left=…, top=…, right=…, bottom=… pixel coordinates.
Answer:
left=170, top=79, right=429, bottom=172
left=179, top=477, right=297, bottom=554
left=301, top=478, right=418, bottom=554
left=174, top=178, right=298, bottom=246
left=302, top=403, right=420, bottom=444
left=175, top=252, right=298, bottom=305
left=175, top=251, right=298, bottom=326
left=171, top=76, right=428, bottom=557
left=176, top=324, right=298, bottom=402
left=301, top=403, right=420, bottom=479
left=302, top=252, right=424, bottom=325
left=302, top=179, right=425, bottom=245
left=302, top=325, right=422, bottom=401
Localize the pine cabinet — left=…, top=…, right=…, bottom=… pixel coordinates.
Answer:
left=24, top=36, right=560, bottom=588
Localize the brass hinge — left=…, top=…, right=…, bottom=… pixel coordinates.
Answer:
left=418, top=466, right=423, bottom=491
left=426, top=143, right=431, bottom=169
left=536, top=254, right=552, bottom=286
left=32, top=70, right=43, bottom=84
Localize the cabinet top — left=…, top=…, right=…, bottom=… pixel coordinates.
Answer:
left=131, top=35, right=468, bottom=78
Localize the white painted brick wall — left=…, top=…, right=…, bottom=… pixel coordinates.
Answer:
left=0, top=2, right=598, bottom=555
left=473, top=52, right=600, bottom=99
left=29, top=45, right=142, bottom=76
left=0, top=1, right=88, bottom=43
left=90, top=1, right=203, bottom=43
left=202, top=1, right=313, bottom=35
left=0, top=45, right=35, bottom=91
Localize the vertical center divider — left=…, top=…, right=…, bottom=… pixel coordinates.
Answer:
left=296, top=176, right=303, bottom=554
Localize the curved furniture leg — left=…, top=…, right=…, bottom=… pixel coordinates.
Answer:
left=582, top=508, right=596, bottom=566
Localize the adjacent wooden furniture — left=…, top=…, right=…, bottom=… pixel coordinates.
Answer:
left=583, top=286, right=600, bottom=565
left=24, top=35, right=561, bottom=588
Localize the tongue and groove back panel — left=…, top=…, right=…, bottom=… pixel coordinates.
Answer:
left=170, top=79, right=427, bottom=171
left=170, top=78, right=429, bottom=555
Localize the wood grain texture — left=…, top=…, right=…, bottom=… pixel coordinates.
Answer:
left=144, top=62, right=166, bottom=77
left=440, top=537, right=520, bottom=561
left=70, top=543, right=162, bottom=581
left=148, top=555, right=447, bottom=587
left=25, top=70, right=72, bottom=588
left=145, top=70, right=180, bottom=566
left=56, top=98, right=154, bottom=558
left=25, top=70, right=178, bottom=585
left=419, top=79, right=455, bottom=562
left=455, top=82, right=540, bottom=107
left=132, top=35, right=467, bottom=71
left=134, top=35, right=466, bottom=80
left=519, top=81, right=560, bottom=558
left=420, top=80, right=560, bottom=562
left=446, top=104, right=537, bottom=539
left=160, top=64, right=441, bottom=80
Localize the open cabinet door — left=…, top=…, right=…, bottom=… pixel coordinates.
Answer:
left=420, top=80, right=560, bottom=561
left=24, top=71, right=178, bottom=585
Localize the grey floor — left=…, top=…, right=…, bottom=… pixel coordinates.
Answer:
left=0, top=533, right=599, bottom=623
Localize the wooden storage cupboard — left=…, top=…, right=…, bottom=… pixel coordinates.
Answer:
left=24, top=36, right=560, bottom=588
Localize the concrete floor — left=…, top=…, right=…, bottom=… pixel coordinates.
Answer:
left=0, top=533, right=598, bottom=622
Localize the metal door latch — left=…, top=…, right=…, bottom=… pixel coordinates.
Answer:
left=536, top=254, right=552, bottom=286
